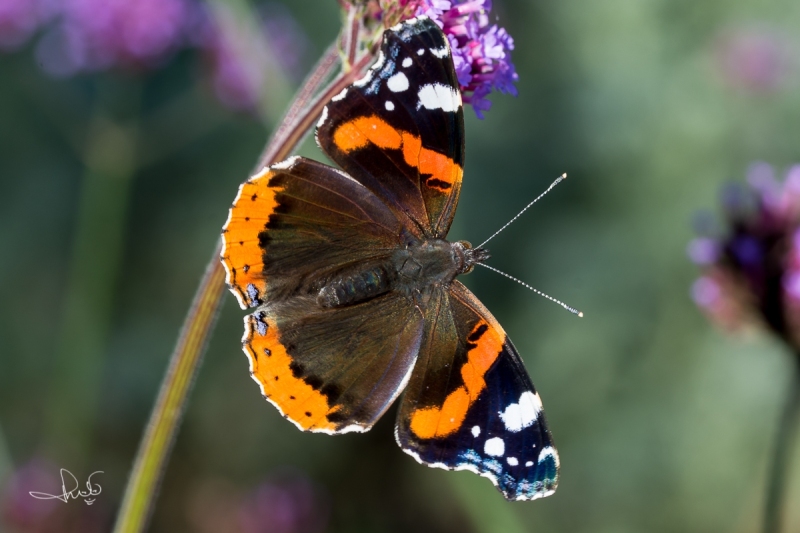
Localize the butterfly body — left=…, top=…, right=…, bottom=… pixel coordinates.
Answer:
left=221, top=16, right=560, bottom=501
left=319, top=238, right=486, bottom=308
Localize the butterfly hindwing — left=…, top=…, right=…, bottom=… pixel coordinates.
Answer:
left=244, top=292, right=423, bottom=433
left=396, top=281, right=559, bottom=501
left=316, top=16, right=464, bottom=238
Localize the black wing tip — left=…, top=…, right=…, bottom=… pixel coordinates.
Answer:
left=390, top=15, right=443, bottom=42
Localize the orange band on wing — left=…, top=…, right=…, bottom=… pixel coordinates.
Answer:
left=333, top=116, right=462, bottom=193
left=409, top=321, right=505, bottom=439
left=417, top=146, right=461, bottom=193
left=332, top=116, right=402, bottom=152
left=244, top=313, right=338, bottom=432
left=221, top=168, right=282, bottom=308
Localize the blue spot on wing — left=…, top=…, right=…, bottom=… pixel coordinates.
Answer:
left=457, top=447, right=558, bottom=500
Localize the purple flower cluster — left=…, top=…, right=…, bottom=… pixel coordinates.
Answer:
left=415, top=0, right=518, bottom=118
left=0, top=0, right=308, bottom=113
left=35, top=0, right=191, bottom=77
left=690, top=163, right=800, bottom=349
left=0, top=0, right=196, bottom=75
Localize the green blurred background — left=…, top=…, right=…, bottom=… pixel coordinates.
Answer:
left=2, top=0, right=800, bottom=531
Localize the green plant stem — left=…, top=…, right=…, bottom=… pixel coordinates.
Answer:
left=764, top=357, right=800, bottom=533
left=112, top=41, right=375, bottom=533
left=112, top=251, right=225, bottom=533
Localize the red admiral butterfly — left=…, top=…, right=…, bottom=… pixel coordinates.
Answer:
left=221, top=16, right=559, bottom=501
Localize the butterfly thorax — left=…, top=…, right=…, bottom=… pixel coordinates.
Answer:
left=316, top=240, right=489, bottom=309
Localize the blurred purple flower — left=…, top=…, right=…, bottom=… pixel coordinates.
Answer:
left=200, top=4, right=309, bottom=113
left=238, top=473, right=328, bottom=533
left=1, top=458, right=60, bottom=531
left=687, top=237, right=720, bottom=265
left=0, top=0, right=40, bottom=51
left=35, top=0, right=192, bottom=77
left=186, top=472, right=328, bottom=533
left=691, top=276, right=721, bottom=308
left=0, top=0, right=309, bottom=114
left=716, top=27, right=787, bottom=93
left=261, top=4, right=309, bottom=83
left=690, top=163, right=800, bottom=350
left=202, top=6, right=266, bottom=113
left=415, top=0, right=519, bottom=118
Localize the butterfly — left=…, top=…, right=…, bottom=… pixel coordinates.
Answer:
left=220, top=15, right=559, bottom=501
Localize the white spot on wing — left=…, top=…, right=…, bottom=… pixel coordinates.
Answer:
left=507, top=457, right=519, bottom=466
left=471, top=425, right=480, bottom=437
left=430, top=46, right=449, bottom=58
left=316, top=106, right=329, bottom=128
left=417, top=48, right=424, bottom=55
left=525, top=461, right=534, bottom=467
left=538, top=446, right=560, bottom=467
left=387, top=72, right=409, bottom=93
left=484, top=437, right=505, bottom=457
left=417, top=83, right=461, bottom=112
left=499, top=391, right=543, bottom=432
left=402, top=57, right=412, bottom=68
left=332, top=87, right=348, bottom=101
left=385, top=101, right=395, bottom=111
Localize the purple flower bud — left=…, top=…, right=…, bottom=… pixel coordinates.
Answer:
left=747, top=161, right=780, bottom=206
left=730, top=235, right=762, bottom=266
left=783, top=270, right=800, bottom=303
left=691, top=276, right=721, bottom=309
left=780, top=165, right=800, bottom=214
left=687, top=238, right=720, bottom=265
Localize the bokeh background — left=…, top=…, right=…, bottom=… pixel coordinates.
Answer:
left=2, top=0, right=800, bottom=531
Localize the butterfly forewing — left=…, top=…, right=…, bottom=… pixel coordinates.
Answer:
left=221, top=157, right=403, bottom=309
left=316, top=17, right=465, bottom=238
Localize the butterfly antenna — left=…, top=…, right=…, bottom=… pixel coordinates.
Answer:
left=476, top=263, right=583, bottom=317
left=477, top=173, right=567, bottom=249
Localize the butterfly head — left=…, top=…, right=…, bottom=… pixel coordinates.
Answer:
left=454, top=240, right=490, bottom=275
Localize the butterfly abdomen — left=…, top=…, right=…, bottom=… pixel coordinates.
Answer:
left=316, top=264, right=396, bottom=308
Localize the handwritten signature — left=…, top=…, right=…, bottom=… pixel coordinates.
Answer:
left=29, top=469, right=103, bottom=506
